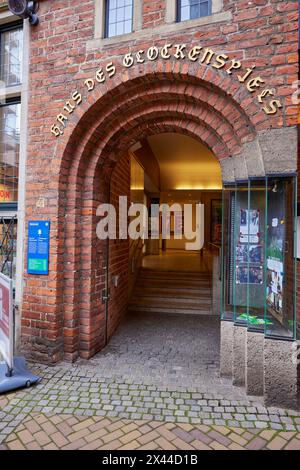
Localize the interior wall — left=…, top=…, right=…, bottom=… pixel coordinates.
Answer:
left=160, top=190, right=222, bottom=250
left=134, top=139, right=160, bottom=191
left=165, top=202, right=199, bottom=251
left=201, top=191, right=222, bottom=248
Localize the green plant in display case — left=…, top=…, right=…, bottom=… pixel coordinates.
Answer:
left=237, top=313, right=273, bottom=326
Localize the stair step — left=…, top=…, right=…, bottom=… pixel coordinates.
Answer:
left=129, top=297, right=212, bottom=307
left=130, top=267, right=212, bottom=317
left=128, top=305, right=212, bottom=315
left=136, top=278, right=211, bottom=288
left=139, top=271, right=210, bottom=280
left=133, top=288, right=211, bottom=299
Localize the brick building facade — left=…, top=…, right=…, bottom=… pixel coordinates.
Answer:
left=0, top=1, right=298, bottom=407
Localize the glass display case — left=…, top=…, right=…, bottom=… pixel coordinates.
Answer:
left=221, top=175, right=297, bottom=340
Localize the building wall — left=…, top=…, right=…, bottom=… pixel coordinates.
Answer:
left=19, top=0, right=298, bottom=362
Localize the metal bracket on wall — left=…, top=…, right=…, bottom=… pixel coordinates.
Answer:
left=102, top=288, right=110, bottom=303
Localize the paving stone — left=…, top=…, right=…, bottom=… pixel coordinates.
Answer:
left=280, top=417, right=294, bottom=424
left=236, top=407, right=247, bottom=414
left=270, top=423, right=284, bottom=431
left=246, top=437, right=267, bottom=450
left=284, top=424, right=297, bottom=431
left=233, top=414, right=244, bottom=421
left=267, top=436, right=287, bottom=450
left=254, top=421, right=269, bottom=429
left=240, top=421, right=255, bottom=429
left=228, top=432, right=248, bottom=446
left=245, top=414, right=256, bottom=421
left=284, top=438, right=300, bottom=450
left=208, top=430, right=231, bottom=446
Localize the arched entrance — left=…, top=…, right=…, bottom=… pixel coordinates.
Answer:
left=93, top=130, right=225, bottom=392
left=22, top=62, right=276, bottom=364
left=56, top=70, right=257, bottom=363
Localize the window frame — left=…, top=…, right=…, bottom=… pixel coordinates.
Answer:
left=176, top=0, right=213, bottom=22
left=104, top=0, right=134, bottom=39
left=0, top=20, right=23, bottom=89
left=0, top=96, right=21, bottom=212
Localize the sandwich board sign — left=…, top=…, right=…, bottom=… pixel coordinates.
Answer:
left=0, top=272, right=40, bottom=393
left=0, top=272, right=13, bottom=370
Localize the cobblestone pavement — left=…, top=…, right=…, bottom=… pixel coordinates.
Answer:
left=1, top=313, right=300, bottom=450
left=74, top=313, right=247, bottom=399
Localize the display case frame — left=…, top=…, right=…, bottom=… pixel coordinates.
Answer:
left=221, top=175, right=297, bottom=341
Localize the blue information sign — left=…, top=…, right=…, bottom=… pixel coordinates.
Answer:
left=27, top=221, right=50, bottom=275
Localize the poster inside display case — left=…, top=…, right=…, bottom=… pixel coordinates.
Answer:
left=266, top=180, right=286, bottom=325
left=236, top=265, right=263, bottom=285
left=239, top=209, right=260, bottom=243
left=236, top=244, right=263, bottom=264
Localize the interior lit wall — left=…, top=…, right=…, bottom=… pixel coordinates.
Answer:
left=160, top=190, right=222, bottom=250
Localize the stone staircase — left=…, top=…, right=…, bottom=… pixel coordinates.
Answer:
left=128, top=267, right=212, bottom=315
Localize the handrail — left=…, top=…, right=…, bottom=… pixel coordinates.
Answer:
left=130, top=237, right=143, bottom=257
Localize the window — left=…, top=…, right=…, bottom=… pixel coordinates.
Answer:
left=0, top=21, right=23, bottom=284
left=105, top=0, right=133, bottom=38
left=0, top=100, right=21, bottom=205
left=177, top=0, right=212, bottom=22
left=0, top=21, right=22, bottom=210
left=0, top=23, right=23, bottom=87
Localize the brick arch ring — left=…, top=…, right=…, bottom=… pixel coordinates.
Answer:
left=54, top=67, right=261, bottom=361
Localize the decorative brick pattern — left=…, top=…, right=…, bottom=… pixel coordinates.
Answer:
left=1, top=413, right=300, bottom=451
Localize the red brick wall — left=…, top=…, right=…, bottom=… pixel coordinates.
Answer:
left=21, top=0, right=299, bottom=362
left=143, top=1, right=166, bottom=29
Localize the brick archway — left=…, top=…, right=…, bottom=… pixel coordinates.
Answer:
left=23, top=64, right=264, bottom=363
